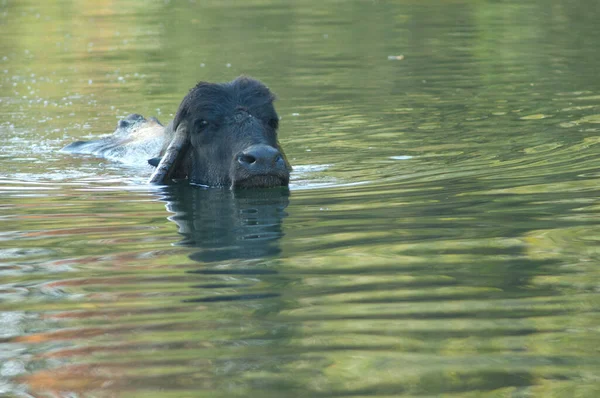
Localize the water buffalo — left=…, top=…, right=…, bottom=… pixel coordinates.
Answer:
left=63, top=77, right=290, bottom=188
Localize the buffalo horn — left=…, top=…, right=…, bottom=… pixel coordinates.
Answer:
left=148, top=121, right=189, bottom=184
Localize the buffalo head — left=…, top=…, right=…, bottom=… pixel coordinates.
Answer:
left=149, top=77, right=290, bottom=188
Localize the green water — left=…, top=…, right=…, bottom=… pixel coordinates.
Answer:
left=2, top=1, right=600, bottom=397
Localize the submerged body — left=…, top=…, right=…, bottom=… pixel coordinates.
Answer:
left=63, top=77, right=290, bottom=188
left=62, top=114, right=166, bottom=166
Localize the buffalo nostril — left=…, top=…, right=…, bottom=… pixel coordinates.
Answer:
left=238, top=154, right=257, bottom=165
left=236, top=145, right=284, bottom=173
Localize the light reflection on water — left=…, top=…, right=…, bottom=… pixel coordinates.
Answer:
left=2, top=0, right=600, bottom=397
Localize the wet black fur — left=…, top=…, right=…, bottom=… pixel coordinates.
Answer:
left=169, top=76, right=289, bottom=187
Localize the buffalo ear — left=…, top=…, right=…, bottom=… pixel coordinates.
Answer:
left=148, top=120, right=190, bottom=184
left=147, top=157, right=162, bottom=167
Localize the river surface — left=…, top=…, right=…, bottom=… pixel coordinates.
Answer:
left=2, top=1, right=600, bottom=397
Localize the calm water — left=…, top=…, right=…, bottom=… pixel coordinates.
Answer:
left=2, top=1, right=600, bottom=397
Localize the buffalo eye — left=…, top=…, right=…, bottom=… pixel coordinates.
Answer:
left=196, top=119, right=209, bottom=131
left=268, top=118, right=279, bottom=129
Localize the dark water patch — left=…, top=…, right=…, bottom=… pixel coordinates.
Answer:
left=190, top=283, right=255, bottom=289
left=184, top=293, right=281, bottom=303
left=188, top=268, right=280, bottom=276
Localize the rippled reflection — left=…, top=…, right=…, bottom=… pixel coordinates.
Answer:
left=162, top=185, right=289, bottom=262
left=2, top=0, right=600, bottom=397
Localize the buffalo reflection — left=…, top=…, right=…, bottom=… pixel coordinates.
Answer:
left=159, top=184, right=289, bottom=262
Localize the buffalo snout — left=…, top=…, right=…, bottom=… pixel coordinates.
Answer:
left=236, top=145, right=285, bottom=173
left=232, top=144, right=289, bottom=189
